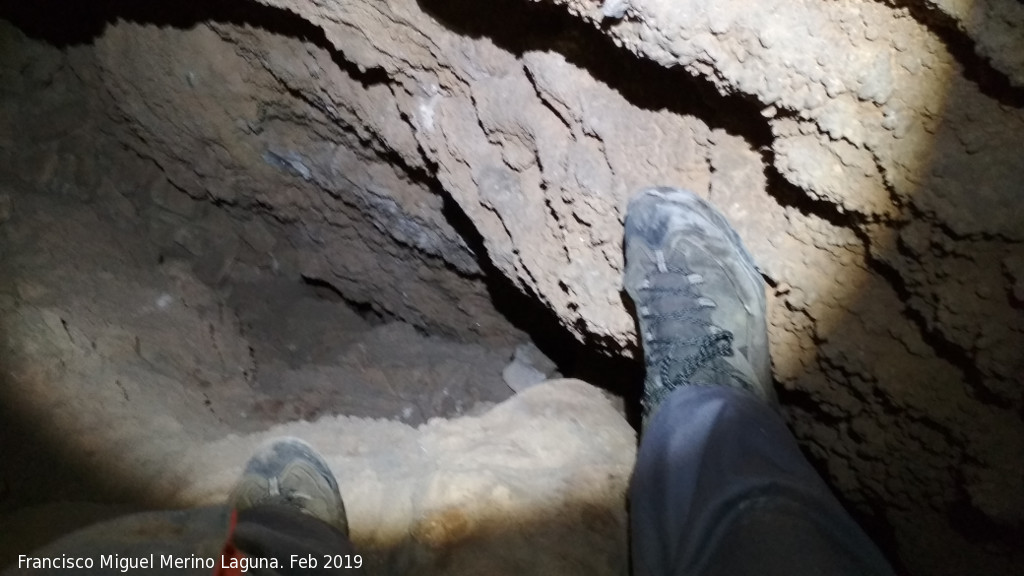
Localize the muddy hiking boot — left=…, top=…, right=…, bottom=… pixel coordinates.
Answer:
left=229, top=437, right=349, bottom=536
left=623, top=187, right=775, bottom=421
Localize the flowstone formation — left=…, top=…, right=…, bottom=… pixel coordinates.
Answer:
left=0, top=0, right=1021, bottom=574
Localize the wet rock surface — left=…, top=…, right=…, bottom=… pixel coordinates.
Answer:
left=1, top=0, right=1022, bottom=574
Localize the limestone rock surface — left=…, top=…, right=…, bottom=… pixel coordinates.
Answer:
left=1, top=0, right=1022, bottom=574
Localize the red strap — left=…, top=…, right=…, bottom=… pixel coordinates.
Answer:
left=213, top=509, right=246, bottom=576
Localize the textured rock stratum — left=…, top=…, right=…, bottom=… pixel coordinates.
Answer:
left=0, top=0, right=1022, bottom=574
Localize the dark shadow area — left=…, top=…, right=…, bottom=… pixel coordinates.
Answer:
left=0, top=0, right=390, bottom=88
left=863, top=217, right=1009, bottom=409
left=0, top=397, right=139, bottom=568
left=776, top=388, right=909, bottom=574
left=0, top=319, right=145, bottom=566
left=0, top=360, right=113, bottom=514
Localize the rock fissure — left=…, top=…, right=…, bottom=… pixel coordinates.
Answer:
left=1, top=0, right=1022, bottom=574
left=881, top=0, right=1024, bottom=94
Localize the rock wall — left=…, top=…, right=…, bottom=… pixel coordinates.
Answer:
left=1, top=0, right=1022, bottom=574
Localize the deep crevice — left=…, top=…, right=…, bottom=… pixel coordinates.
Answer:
left=879, top=0, right=1024, bottom=108
left=762, top=157, right=869, bottom=231
left=0, top=0, right=390, bottom=88
left=300, top=275, right=386, bottom=325
left=383, top=93, right=646, bottom=419
left=0, top=0, right=754, bottom=421
left=439, top=189, right=644, bottom=428
left=1, top=0, right=645, bottom=424
left=863, top=234, right=1013, bottom=409
left=417, top=0, right=774, bottom=151
left=781, top=398, right=908, bottom=573
left=876, top=204, right=1020, bottom=410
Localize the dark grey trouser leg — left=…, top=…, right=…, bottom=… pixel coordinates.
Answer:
left=631, top=386, right=894, bottom=576
left=233, top=505, right=365, bottom=575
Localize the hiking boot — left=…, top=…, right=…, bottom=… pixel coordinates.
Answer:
left=229, top=437, right=349, bottom=536
left=623, top=187, right=774, bottom=419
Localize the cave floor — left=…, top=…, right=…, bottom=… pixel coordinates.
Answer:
left=0, top=178, right=629, bottom=574
left=0, top=180, right=518, bottom=434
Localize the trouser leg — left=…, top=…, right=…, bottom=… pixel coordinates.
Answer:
left=232, top=505, right=364, bottom=575
left=630, top=386, right=893, bottom=576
